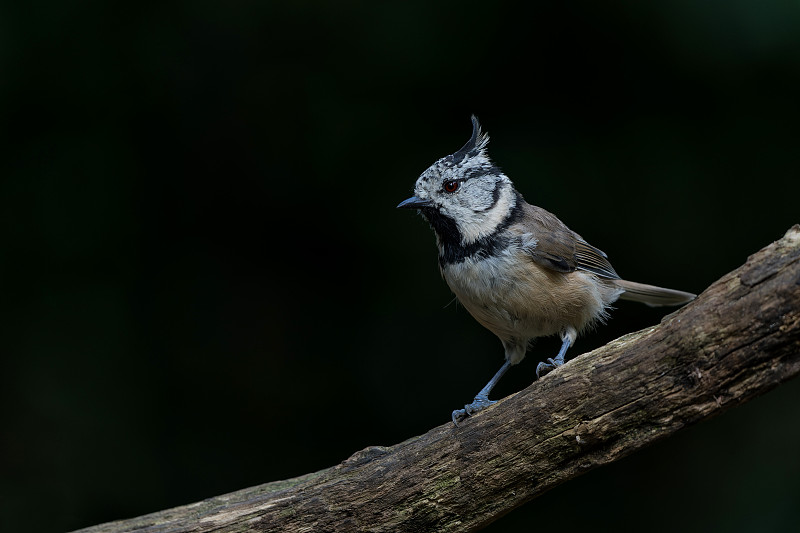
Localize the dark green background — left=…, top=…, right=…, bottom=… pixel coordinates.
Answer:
left=2, top=1, right=799, bottom=531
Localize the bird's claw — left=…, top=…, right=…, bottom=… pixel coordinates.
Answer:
left=452, top=396, right=496, bottom=426
left=536, top=357, right=563, bottom=379
left=452, top=408, right=468, bottom=425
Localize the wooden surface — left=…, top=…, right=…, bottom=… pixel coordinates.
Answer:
left=75, top=225, right=800, bottom=533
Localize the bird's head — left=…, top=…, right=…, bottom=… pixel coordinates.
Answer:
left=398, top=116, right=518, bottom=246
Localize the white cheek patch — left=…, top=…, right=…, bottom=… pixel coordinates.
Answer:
left=456, top=182, right=515, bottom=245
left=470, top=183, right=496, bottom=212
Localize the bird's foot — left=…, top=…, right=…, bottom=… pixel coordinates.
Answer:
left=536, top=356, right=565, bottom=379
left=452, top=394, right=496, bottom=426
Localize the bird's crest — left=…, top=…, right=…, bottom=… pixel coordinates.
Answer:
left=451, top=115, right=490, bottom=164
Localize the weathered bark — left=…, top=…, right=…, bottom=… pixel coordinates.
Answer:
left=75, top=225, right=800, bottom=533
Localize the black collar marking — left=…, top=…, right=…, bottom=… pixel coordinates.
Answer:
left=422, top=191, right=524, bottom=267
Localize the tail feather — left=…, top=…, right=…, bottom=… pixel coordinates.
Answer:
left=615, top=280, right=696, bottom=307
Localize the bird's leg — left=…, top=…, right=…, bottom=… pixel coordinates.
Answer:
left=452, top=360, right=511, bottom=425
left=536, top=335, right=572, bottom=378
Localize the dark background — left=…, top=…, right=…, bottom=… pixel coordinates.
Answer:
left=2, top=1, right=799, bottom=531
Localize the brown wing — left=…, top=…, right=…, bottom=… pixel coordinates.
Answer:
left=574, top=239, right=620, bottom=279
left=528, top=230, right=576, bottom=273
left=517, top=203, right=620, bottom=280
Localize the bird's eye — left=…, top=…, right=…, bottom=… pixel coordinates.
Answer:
left=443, top=180, right=461, bottom=193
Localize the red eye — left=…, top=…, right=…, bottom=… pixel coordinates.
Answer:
left=443, top=180, right=460, bottom=193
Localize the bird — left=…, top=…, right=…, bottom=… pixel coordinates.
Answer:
left=397, top=116, right=695, bottom=425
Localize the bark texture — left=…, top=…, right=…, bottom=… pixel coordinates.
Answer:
left=75, top=225, right=800, bottom=533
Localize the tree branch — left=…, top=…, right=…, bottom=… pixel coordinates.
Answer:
left=74, top=225, right=800, bottom=533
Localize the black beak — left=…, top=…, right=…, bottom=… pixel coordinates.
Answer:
left=397, top=196, right=433, bottom=209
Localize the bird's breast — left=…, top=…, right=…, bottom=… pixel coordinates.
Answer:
left=440, top=248, right=619, bottom=342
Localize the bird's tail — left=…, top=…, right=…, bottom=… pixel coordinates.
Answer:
left=614, top=280, right=696, bottom=307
